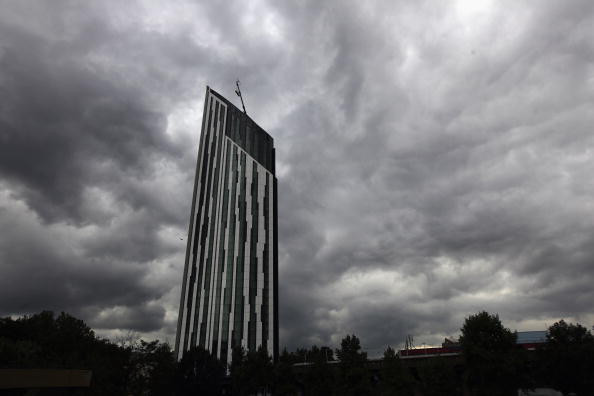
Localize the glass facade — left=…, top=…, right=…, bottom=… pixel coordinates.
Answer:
left=175, top=87, right=278, bottom=365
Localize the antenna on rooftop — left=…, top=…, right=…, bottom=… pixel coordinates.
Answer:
left=405, top=335, right=414, bottom=350
left=235, top=79, right=247, bottom=115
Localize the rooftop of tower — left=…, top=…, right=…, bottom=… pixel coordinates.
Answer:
left=207, top=86, right=275, bottom=174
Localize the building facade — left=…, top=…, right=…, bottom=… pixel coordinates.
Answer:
left=175, top=87, right=278, bottom=365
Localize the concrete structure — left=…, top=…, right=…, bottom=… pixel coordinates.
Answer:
left=175, top=87, right=278, bottom=365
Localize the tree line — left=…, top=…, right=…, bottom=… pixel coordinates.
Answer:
left=1, top=310, right=593, bottom=395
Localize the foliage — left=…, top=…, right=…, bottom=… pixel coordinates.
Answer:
left=229, top=345, right=247, bottom=395
left=128, top=340, right=176, bottom=396
left=307, top=345, right=334, bottom=362
left=303, top=345, right=336, bottom=396
left=537, top=320, right=594, bottom=395
left=459, top=311, right=520, bottom=396
left=175, top=346, right=225, bottom=396
left=418, top=357, right=463, bottom=396
left=244, top=346, right=274, bottom=394
left=336, top=334, right=371, bottom=395
left=0, top=311, right=131, bottom=395
left=380, top=346, right=414, bottom=396
left=230, top=345, right=275, bottom=395
left=4, top=310, right=593, bottom=396
left=273, top=348, right=300, bottom=395
left=274, top=345, right=336, bottom=395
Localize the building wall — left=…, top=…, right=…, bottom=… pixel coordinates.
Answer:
left=175, top=87, right=278, bottom=365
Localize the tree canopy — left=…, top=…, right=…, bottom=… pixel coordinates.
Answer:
left=538, top=320, right=594, bottom=395
left=0, top=311, right=131, bottom=395
left=3, top=310, right=593, bottom=395
left=459, top=311, right=521, bottom=396
left=336, top=334, right=371, bottom=395
left=175, top=346, right=225, bottom=396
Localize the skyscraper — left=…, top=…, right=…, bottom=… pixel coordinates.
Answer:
left=175, top=87, right=278, bottom=365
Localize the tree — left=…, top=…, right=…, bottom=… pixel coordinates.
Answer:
left=336, top=334, right=370, bottom=395
left=229, top=345, right=274, bottom=395
left=302, top=345, right=336, bottom=396
left=127, top=340, right=176, bottom=396
left=418, top=357, right=462, bottom=396
left=293, top=347, right=308, bottom=363
left=538, top=320, right=594, bottom=395
left=306, top=345, right=334, bottom=363
left=273, top=348, right=300, bottom=396
left=230, top=346, right=247, bottom=395
left=380, top=346, right=414, bottom=396
left=0, top=311, right=131, bottom=395
left=244, top=346, right=274, bottom=395
left=175, top=346, right=225, bottom=396
left=459, top=311, right=519, bottom=396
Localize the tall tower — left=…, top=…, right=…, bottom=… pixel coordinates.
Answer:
left=175, top=87, right=278, bottom=365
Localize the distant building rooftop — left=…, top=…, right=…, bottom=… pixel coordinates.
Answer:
left=516, top=331, right=547, bottom=344
left=399, top=331, right=548, bottom=359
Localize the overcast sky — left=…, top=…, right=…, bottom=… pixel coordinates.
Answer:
left=1, top=0, right=593, bottom=355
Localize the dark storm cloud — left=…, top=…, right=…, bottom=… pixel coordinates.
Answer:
left=0, top=196, right=162, bottom=317
left=270, top=0, right=594, bottom=352
left=0, top=1, right=198, bottom=333
left=1, top=0, right=594, bottom=352
left=0, top=3, right=189, bottom=224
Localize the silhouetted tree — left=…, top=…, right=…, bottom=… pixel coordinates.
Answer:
left=175, top=346, right=225, bottom=396
left=306, top=345, right=334, bottom=363
left=419, top=356, right=463, bottom=396
left=229, top=346, right=247, bottom=395
left=127, top=340, right=176, bottom=396
left=0, top=311, right=131, bottom=395
left=229, top=345, right=274, bottom=395
left=273, top=348, right=300, bottom=395
left=293, top=347, right=308, bottom=364
left=537, top=320, right=594, bottom=395
left=87, top=338, right=132, bottom=396
left=459, top=311, right=519, bottom=396
left=380, top=346, right=414, bottom=396
left=336, top=334, right=370, bottom=395
left=302, top=345, right=336, bottom=396
left=244, top=346, right=274, bottom=394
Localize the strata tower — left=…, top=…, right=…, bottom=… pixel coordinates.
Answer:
left=175, top=87, right=278, bottom=364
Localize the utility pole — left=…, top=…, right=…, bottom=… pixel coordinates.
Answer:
left=235, top=79, right=247, bottom=115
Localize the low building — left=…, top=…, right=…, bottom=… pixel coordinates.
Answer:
left=399, top=331, right=547, bottom=359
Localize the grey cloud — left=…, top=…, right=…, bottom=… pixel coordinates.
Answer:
left=0, top=198, right=167, bottom=322
left=87, top=303, right=167, bottom=333
left=272, top=0, right=594, bottom=350
left=0, top=7, right=185, bottom=224
left=1, top=0, right=594, bottom=352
